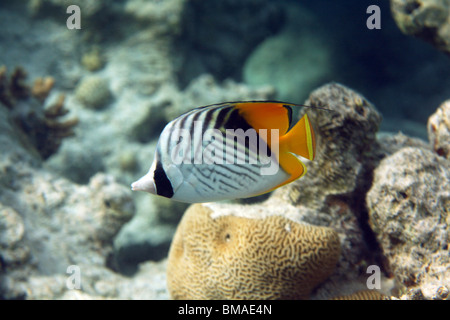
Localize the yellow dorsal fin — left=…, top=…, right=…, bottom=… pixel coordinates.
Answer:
left=234, top=103, right=316, bottom=193
left=271, top=113, right=315, bottom=191
left=235, top=102, right=292, bottom=136
left=279, top=113, right=316, bottom=161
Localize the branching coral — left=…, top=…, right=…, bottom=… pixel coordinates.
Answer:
left=0, top=66, right=78, bottom=159
left=0, top=66, right=29, bottom=107
left=167, top=203, right=341, bottom=300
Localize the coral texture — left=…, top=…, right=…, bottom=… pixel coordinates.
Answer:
left=390, top=0, right=450, bottom=54
left=367, top=147, right=450, bottom=299
left=332, top=290, right=389, bottom=300
left=167, top=204, right=340, bottom=300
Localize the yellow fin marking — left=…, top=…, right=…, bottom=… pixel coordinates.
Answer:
left=279, top=113, right=315, bottom=161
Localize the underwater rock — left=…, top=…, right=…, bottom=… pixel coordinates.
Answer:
left=243, top=3, right=332, bottom=103
left=0, top=100, right=138, bottom=298
left=390, top=0, right=450, bottom=55
left=167, top=203, right=340, bottom=300
left=75, top=76, right=112, bottom=110
left=275, top=82, right=382, bottom=210
left=428, top=99, right=450, bottom=159
left=0, top=170, right=141, bottom=299
left=263, top=82, right=397, bottom=299
left=0, top=107, right=169, bottom=299
left=376, top=131, right=431, bottom=156
left=367, top=147, right=450, bottom=299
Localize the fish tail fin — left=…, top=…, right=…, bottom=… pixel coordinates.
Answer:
left=280, top=113, right=316, bottom=160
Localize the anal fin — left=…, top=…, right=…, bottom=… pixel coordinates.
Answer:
left=268, top=152, right=306, bottom=192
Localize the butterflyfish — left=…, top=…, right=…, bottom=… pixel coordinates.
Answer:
left=131, top=101, right=318, bottom=203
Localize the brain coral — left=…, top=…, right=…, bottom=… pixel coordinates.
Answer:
left=332, top=290, right=389, bottom=300
left=167, top=204, right=341, bottom=300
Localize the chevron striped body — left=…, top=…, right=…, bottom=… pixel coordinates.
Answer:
left=131, top=101, right=316, bottom=203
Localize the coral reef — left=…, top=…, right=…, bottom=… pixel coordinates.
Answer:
left=0, top=147, right=168, bottom=299
left=0, top=66, right=78, bottom=160
left=0, top=0, right=449, bottom=301
left=367, top=147, right=450, bottom=299
left=390, top=0, right=450, bottom=55
left=167, top=203, right=340, bottom=300
left=428, top=100, right=450, bottom=159
left=0, top=87, right=167, bottom=299
left=164, top=83, right=406, bottom=300
left=166, top=83, right=449, bottom=300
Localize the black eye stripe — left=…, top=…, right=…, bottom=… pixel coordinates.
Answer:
left=153, top=160, right=174, bottom=198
